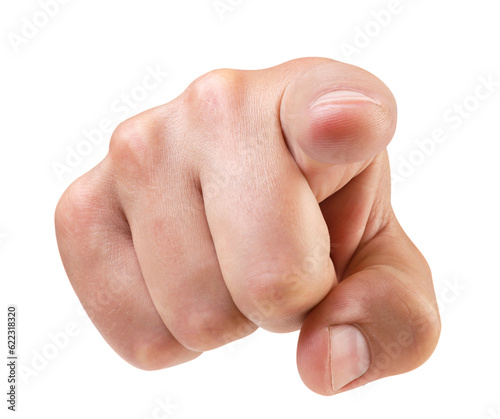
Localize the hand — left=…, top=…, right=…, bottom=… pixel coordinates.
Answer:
left=55, top=57, right=440, bottom=395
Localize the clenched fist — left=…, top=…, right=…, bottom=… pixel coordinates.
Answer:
left=55, top=57, right=440, bottom=395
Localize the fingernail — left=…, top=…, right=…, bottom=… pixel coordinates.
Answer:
left=310, top=90, right=378, bottom=110
left=329, top=324, right=370, bottom=392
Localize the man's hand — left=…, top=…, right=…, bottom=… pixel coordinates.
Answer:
left=55, top=57, right=440, bottom=395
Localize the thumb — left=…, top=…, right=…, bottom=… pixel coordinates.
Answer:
left=279, top=59, right=397, bottom=202
left=296, top=215, right=441, bottom=396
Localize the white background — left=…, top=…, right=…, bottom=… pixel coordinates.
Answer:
left=1, top=0, right=499, bottom=418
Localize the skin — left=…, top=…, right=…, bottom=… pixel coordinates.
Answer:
left=55, top=57, right=441, bottom=396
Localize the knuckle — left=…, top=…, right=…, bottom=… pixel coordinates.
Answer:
left=108, top=117, right=155, bottom=176
left=55, top=176, right=102, bottom=241
left=372, top=273, right=442, bottom=371
left=407, top=291, right=441, bottom=363
left=126, top=329, right=201, bottom=371
left=348, top=269, right=442, bottom=380
left=184, top=69, right=245, bottom=120
left=242, top=268, right=323, bottom=330
left=128, top=337, right=174, bottom=371
left=173, top=310, right=236, bottom=352
left=238, top=250, right=334, bottom=330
